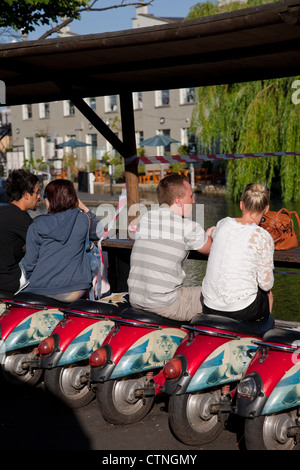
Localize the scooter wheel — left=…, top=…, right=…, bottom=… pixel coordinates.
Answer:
left=44, top=365, right=94, bottom=409
left=1, top=352, right=43, bottom=387
left=96, top=375, right=155, bottom=425
left=169, top=390, right=227, bottom=446
left=245, top=412, right=299, bottom=450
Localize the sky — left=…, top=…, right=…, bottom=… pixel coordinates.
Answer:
left=27, top=0, right=200, bottom=40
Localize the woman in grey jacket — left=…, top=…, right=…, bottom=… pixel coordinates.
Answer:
left=22, top=179, right=104, bottom=302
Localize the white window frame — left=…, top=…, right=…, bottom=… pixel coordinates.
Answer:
left=104, top=95, right=118, bottom=112
left=133, top=92, right=143, bottom=110
left=63, top=100, right=75, bottom=116
left=180, top=88, right=196, bottom=105
left=22, top=104, right=32, bottom=120
left=39, top=102, right=50, bottom=119
left=155, top=90, right=170, bottom=107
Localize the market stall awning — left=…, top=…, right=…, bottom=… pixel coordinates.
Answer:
left=1, top=0, right=300, bottom=106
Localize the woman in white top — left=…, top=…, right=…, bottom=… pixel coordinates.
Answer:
left=202, top=183, right=274, bottom=322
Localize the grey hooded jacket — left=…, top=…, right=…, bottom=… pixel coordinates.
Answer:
left=22, top=208, right=102, bottom=296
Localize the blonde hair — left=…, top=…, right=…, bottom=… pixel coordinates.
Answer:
left=241, top=183, right=270, bottom=213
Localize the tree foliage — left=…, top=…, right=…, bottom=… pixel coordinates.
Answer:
left=0, top=0, right=155, bottom=37
left=1, top=0, right=88, bottom=33
left=188, top=0, right=300, bottom=201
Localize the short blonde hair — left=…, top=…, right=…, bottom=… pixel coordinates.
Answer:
left=241, top=183, right=270, bottom=213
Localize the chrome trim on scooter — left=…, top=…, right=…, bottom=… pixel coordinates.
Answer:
left=3, top=301, right=47, bottom=310
left=252, top=340, right=298, bottom=353
left=60, top=309, right=111, bottom=321
left=109, top=318, right=162, bottom=330
left=182, top=325, right=241, bottom=340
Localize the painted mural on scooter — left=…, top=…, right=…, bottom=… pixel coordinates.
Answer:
left=58, top=319, right=115, bottom=366
left=111, top=328, right=187, bottom=378
left=263, top=362, right=300, bottom=414
left=186, top=338, right=258, bottom=393
left=0, top=309, right=63, bottom=353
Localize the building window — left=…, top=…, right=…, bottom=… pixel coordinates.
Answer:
left=85, top=97, right=96, bottom=110
left=157, top=129, right=171, bottom=155
left=86, top=134, right=97, bottom=160
left=24, top=137, right=34, bottom=160
left=180, top=88, right=196, bottom=104
left=22, top=104, right=32, bottom=120
left=105, top=95, right=118, bottom=112
left=136, top=131, right=144, bottom=148
left=133, top=92, right=143, bottom=110
left=63, top=100, right=75, bottom=116
left=155, top=90, right=170, bottom=107
left=181, top=128, right=189, bottom=146
left=39, top=102, right=50, bottom=119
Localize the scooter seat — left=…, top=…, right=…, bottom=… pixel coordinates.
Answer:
left=120, top=307, right=189, bottom=328
left=190, top=313, right=274, bottom=338
left=63, top=296, right=130, bottom=317
left=8, top=292, right=70, bottom=308
left=0, top=290, right=14, bottom=301
left=262, top=327, right=300, bottom=347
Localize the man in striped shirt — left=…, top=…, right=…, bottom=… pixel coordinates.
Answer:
left=128, top=174, right=214, bottom=321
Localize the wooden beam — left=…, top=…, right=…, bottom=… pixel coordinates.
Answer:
left=57, top=85, right=126, bottom=156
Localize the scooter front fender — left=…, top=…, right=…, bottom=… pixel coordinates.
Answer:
left=90, top=323, right=187, bottom=382
left=111, top=326, right=186, bottom=379
left=186, top=337, right=258, bottom=393
left=235, top=341, right=298, bottom=418
left=57, top=318, right=115, bottom=367
left=262, top=359, right=300, bottom=415
left=0, top=307, right=63, bottom=355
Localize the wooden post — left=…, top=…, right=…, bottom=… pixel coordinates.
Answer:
left=119, top=92, right=140, bottom=224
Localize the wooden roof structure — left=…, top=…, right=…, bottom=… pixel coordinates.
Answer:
left=1, top=0, right=300, bottom=208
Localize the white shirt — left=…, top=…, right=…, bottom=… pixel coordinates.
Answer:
left=202, top=217, right=274, bottom=312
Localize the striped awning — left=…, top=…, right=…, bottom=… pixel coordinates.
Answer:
left=138, top=152, right=300, bottom=165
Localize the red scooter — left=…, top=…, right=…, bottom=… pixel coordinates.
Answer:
left=36, top=294, right=130, bottom=408
left=235, top=323, right=300, bottom=450
left=159, top=312, right=274, bottom=446
left=88, top=306, right=189, bottom=424
left=0, top=292, right=67, bottom=385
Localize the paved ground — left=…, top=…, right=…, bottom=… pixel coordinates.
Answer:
left=0, top=380, right=242, bottom=452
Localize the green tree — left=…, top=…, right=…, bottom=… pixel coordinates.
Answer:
left=188, top=0, right=300, bottom=201
left=1, top=0, right=155, bottom=38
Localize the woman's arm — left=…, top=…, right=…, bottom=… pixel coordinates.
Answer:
left=78, top=199, right=104, bottom=240
left=21, top=224, right=41, bottom=279
left=256, top=231, right=274, bottom=291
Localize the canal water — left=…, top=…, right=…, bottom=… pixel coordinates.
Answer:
left=31, top=192, right=300, bottom=322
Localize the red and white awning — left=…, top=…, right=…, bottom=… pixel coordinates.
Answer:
left=138, top=152, right=300, bottom=165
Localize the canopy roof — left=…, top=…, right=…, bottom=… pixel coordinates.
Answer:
left=1, top=0, right=300, bottom=106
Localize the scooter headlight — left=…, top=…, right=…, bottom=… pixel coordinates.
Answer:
left=237, top=376, right=257, bottom=400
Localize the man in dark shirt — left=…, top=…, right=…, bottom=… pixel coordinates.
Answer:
left=0, top=169, right=40, bottom=295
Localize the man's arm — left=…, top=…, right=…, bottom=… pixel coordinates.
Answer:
left=197, top=226, right=215, bottom=255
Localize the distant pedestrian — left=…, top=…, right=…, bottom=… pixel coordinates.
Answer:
left=0, top=169, right=40, bottom=295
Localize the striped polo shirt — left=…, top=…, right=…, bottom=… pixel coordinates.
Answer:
left=128, top=207, right=207, bottom=309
